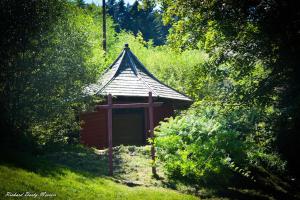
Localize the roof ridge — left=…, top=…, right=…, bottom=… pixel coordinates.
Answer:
left=96, top=50, right=127, bottom=95
left=126, top=50, right=138, bottom=76
left=127, top=50, right=159, bottom=96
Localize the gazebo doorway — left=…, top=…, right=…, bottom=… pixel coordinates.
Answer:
left=112, top=108, right=145, bottom=146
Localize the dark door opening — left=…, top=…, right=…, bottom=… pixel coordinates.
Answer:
left=112, top=108, right=145, bottom=146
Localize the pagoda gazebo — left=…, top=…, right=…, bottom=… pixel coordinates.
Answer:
left=80, top=44, right=192, bottom=150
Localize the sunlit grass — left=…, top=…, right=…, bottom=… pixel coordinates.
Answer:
left=0, top=145, right=198, bottom=200
left=0, top=164, right=197, bottom=200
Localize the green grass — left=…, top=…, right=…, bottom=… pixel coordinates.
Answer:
left=0, top=146, right=198, bottom=200
left=0, top=165, right=197, bottom=200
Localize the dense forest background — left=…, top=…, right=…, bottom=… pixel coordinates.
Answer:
left=1, top=0, right=300, bottom=192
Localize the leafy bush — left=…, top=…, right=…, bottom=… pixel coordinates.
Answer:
left=155, top=104, right=286, bottom=185
left=155, top=107, right=244, bottom=184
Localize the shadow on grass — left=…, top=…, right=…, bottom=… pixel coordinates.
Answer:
left=0, top=145, right=147, bottom=181
left=41, top=145, right=110, bottom=177
left=215, top=174, right=299, bottom=200
left=192, top=169, right=299, bottom=200
left=0, top=144, right=110, bottom=179
left=0, top=144, right=138, bottom=180
left=157, top=165, right=300, bottom=200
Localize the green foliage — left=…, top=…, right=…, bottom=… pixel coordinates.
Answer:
left=155, top=110, right=243, bottom=184
left=155, top=103, right=286, bottom=185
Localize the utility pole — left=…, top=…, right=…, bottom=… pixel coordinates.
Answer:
left=102, top=0, right=107, bottom=53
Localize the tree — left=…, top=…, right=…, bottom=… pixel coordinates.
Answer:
left=107, top=0, right=117, bottom=19
left=75, top=0, right=86, bottom=8
left=106, top=0, right=169, bottom=45
left=0, top=0, right=107, bottom=149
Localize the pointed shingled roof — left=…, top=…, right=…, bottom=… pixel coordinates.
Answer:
left=85, top=44, right=192, bottom=102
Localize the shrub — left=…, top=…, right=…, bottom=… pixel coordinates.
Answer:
left=155, top=104, right=286, bottom=185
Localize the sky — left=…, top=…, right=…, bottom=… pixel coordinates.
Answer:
left=84, top=0, right=136, bottom=6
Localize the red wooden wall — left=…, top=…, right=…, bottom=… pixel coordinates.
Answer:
left=80, top=104, right=174, bottom=149
left=80, top=110, right=108, bottom=149
left=154, top=105, right=174, bottom=127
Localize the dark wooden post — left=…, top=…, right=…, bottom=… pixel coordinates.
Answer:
left=148, top=92, right=157, bottom=176
left=107, top=94, right=113, bottom=175
left=102, top=0, right=107, bottom=52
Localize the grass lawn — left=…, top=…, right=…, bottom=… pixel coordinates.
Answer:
left=0, top=165, right=197, bottom=200
left=0, top=145, right=198, bottom=200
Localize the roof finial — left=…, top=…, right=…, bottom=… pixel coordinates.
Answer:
left=124, top=43, right=129, bottom=48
